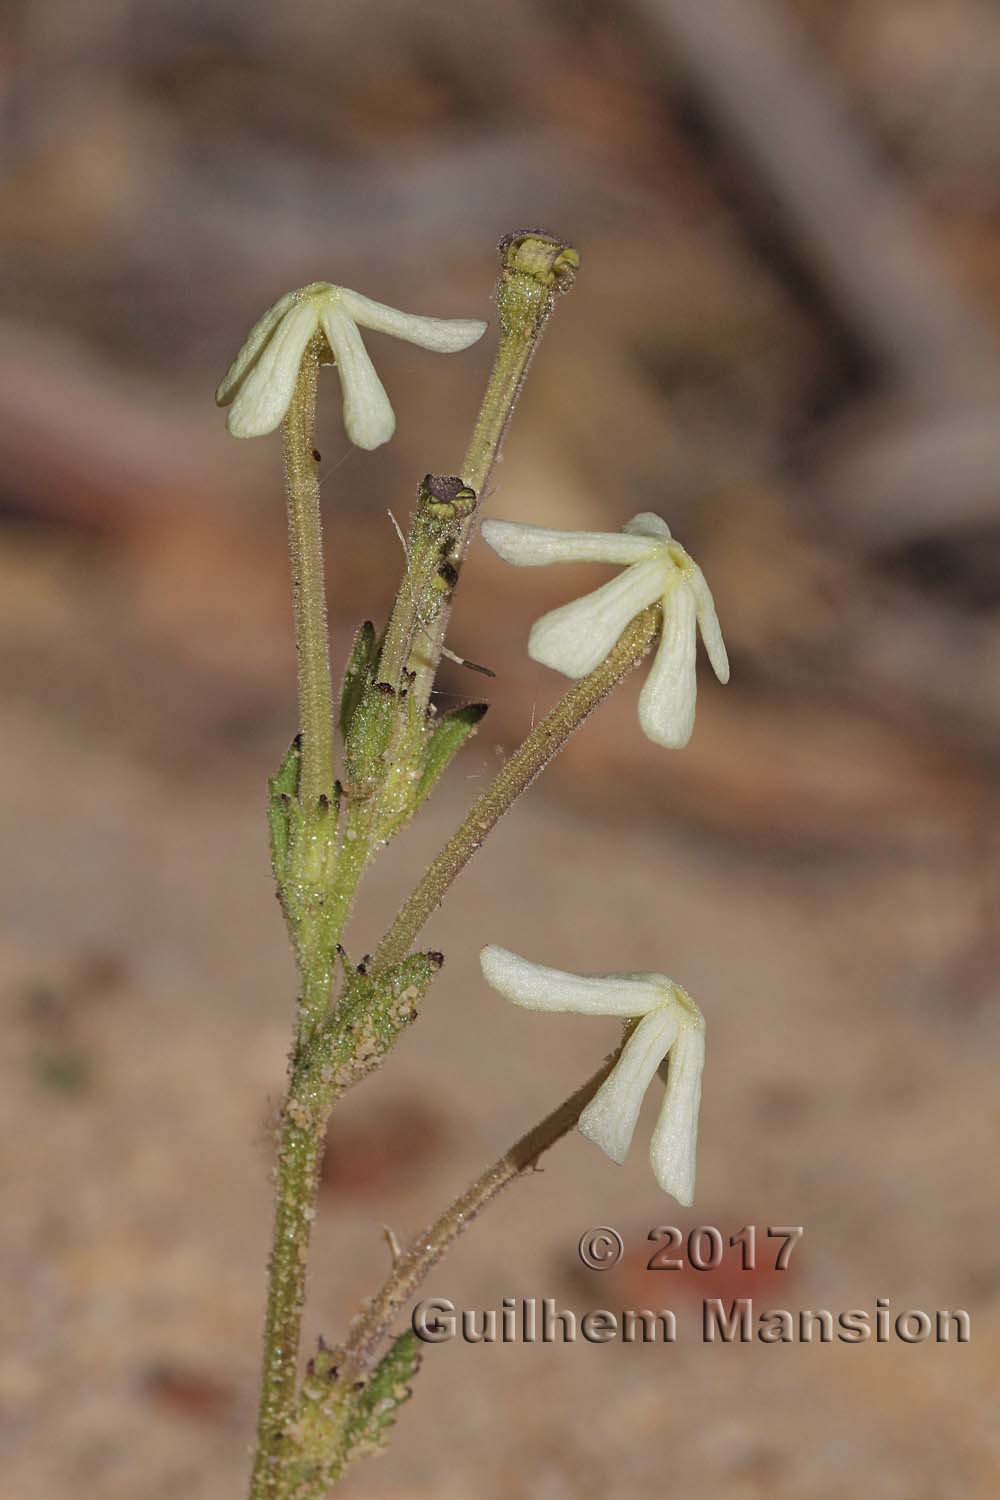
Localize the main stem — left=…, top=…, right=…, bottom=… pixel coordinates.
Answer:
left=374, top=605, right=660, bottom=975
left=250, top=1109, right=325, bottom=1500
left=283, top=341, right=334, bottom=807
left=340, top=1049, right=621, bottom=1374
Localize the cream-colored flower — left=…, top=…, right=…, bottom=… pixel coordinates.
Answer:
left=480, top=512, right=729, bottom=747
left=480, top=944, right=706, bottom=1206
left=216, top=283, right=486, bottom=447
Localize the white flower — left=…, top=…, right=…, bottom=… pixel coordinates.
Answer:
left=216, top=282, right=486, bottom=448
left=480, top=944, right=706, bottom=1206
left=480, top=512, right=729, bottom=748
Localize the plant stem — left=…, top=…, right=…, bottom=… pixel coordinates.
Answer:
left=373, top=605, right=660, bottom=975
left=339, top=1048, right=621, bottom=1374
left=250, top=344, right=337, bottom=1500
left=283, top=340, right=334, bottom=807
left=408, top=232, right=580, bottom=711
left=249, top=1107, right=325, bottom=1500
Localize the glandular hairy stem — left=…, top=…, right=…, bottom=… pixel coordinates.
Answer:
left=373, top=605, right=660, bottom=976
left=408, top=231, right=580, bottom=712
left=249, top=1110, right=324, bottom=1500
left=250, top=343, right=338, bottom=1500
left=283, top=340, right=335, bottom=808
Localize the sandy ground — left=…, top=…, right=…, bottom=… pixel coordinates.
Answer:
left=2, top=591, right=997, bottom=1498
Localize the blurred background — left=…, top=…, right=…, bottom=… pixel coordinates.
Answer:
left=3, top=1, right=999, bottom=1496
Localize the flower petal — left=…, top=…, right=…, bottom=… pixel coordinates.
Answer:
left=623, top=512, right=672, bottom=542
left=319, top=302, right=396, bottom=449
left=529, top=555, right=668, bottom=679
left=637, top=580, right=697, bottom=747
left=224, top=300, right=320, bottom=438
left=337, top=288, right=487, bottom=352
left=216, top=288, right=302, bottom=407
left=479, top=945, right=668, bottom=1016
left=649, top=1015, right=705, bottom=1206
left=480, top=519, right=657, bottom=569
left=579, top=1007, right=681, bottom=1165
left=685, top=558, right=730, bottom=684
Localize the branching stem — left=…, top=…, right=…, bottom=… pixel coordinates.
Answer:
left=373, top=605, right=660, bottom=975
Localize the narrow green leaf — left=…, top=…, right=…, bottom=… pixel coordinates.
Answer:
left=344, top=680, right=398, bottom=797
left=415, top=702, right=488, bottom=806
left=328, top=950, right=444, bottom=1091
left=339, top=620, right=379, bottom=738
left=342, top=1331, right=422, bottom=1465
left=284, top=1331, right=422, bottom=1495
left=266, top=735, right=302, bottom=882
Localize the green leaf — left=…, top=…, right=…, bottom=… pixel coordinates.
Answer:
left=415, top=702, right=488, bottom=805
left=343, top=680, right=398, bottom=797
left=342, top=1331, right=422, bottom=1466
left=328, top=950, right=444, bottom=1091
left=284, top=1332, right=423, bottom=1495
left=339, top=621, right=379, bottom=738
left=267, top=735, right=302, bottom=882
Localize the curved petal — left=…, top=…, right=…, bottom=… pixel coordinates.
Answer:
left=623, top=512, right=671, bottom=542
left=225, top=300, right=320, bottom=438
left=529, top=556, right=668, bottom=679
left=319, top=303, right=396, bottom=449
left=337, top=288, right=487, bottom=352
left=637, top=581, right=697, bottom=747
left=649, top=1018, right=705, bottom=1206
left=480, top=518, right=655, bottom=568
left=216, top=288, right=301, bottom=407
left=479, top=945, right=668, bottom=1016
left=578, top=1007, right=681, bottom=1165
left=685, top=558, right=730, bottom=684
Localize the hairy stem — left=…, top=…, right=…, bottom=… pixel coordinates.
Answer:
left=339, top=1049, right=621, bottom=1374
left=249, top=1110, right=324, bottom=1500
left=283, top=341, right=334, bottom=807
left=373, top=605, right=660, bottom=975
left=250, top=345, right=337, bottom=1500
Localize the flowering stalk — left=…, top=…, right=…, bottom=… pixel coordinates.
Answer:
left=406, top=231, right=580, bottom=711
left=251, top=349, right=335, bottom=1500
left=283, top=339, right=335, bottom=807
left=373, top=604, right=660, bottom=975
left=266, top=1047, right=626, bottom=1500
left=224, top=229, right=729, bottom=1500
left=246, top=242, right=579, bottom=1500
left=251, top=606, right=658, bottom=1498
left=326, top=235, right=582, bottom=924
